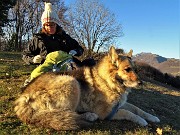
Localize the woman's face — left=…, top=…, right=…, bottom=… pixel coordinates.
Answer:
left=44, top=22, right=57, bottom=34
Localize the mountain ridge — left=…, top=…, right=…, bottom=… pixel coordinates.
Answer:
left=133, top=52, right=180, bottom=76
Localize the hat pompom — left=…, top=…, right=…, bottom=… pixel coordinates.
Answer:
left=45, top=3, right=52, bottom=11
left=41, top=2, right=60, bottom=26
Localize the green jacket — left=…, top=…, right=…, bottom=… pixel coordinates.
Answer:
left=30, top=51, right=72, bottom=80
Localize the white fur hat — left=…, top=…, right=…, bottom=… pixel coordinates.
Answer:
left=41, top=3, right=60, bottom=26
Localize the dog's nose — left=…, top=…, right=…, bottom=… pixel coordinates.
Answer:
left=138, top=80, right=143, bottom=85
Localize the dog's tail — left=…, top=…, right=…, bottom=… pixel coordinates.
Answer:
left=14, top=95, right=90, bottom=130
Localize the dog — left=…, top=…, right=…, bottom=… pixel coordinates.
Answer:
left=14, top=46, right=160, bottom=130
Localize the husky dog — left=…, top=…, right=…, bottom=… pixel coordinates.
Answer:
left=14, top=46, right=160, bottom=130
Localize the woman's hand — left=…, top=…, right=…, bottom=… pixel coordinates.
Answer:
left=69, top=50, right=77, bottom=56
left=33, top=55, right=43, bottom=64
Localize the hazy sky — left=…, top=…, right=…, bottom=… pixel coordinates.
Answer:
left=64, top=0, right=179, bottom=59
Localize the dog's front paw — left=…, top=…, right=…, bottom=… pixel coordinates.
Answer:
left=149, top=116, right=160, bottom=123
left=137, top=118, right=148, bottom=126
left=145, top=113, right=160, bottom=123
left=131, top=115, right=148, bottom=126
left=81, top=112, right=99, bottom=122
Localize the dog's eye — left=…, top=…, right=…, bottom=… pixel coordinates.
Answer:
left=125, top=67, right=131, bottom=72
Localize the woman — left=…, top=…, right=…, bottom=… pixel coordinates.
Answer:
left=22, top=3, right=95, bottom=86
left=22, top=2, right=84, bottom=65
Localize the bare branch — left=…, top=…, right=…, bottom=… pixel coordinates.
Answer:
left=63, top=0, right=123, bottom=54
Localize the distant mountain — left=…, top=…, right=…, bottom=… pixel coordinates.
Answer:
left=133, top=52, right=180, bottom=76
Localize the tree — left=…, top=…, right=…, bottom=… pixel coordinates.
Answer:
left=0, top=0, right=17, bottom=35
left=64, top=0, right=123, bottom=56
left=3, top=0, right=66, bottom=51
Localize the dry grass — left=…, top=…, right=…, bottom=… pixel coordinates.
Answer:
left=0, top=52, right=179, bottom=135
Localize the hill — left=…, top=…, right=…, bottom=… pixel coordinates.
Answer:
left=133, top=53, right=180, bottom=76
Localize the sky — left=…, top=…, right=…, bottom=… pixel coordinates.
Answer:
left=64, top=0, right=179, bottom=59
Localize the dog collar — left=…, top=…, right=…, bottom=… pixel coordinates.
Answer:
left=105, top=102, right=120, bottom=120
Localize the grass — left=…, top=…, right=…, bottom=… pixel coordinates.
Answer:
left=0, top=51, right=180, bottom=135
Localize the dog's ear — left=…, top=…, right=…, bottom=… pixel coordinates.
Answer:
left=109, top=46, right=119, bottom=65
left=127, top=49, right=133, bottom=58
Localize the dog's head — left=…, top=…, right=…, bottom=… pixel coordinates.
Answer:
left=108, top=46, right=141, bottom=88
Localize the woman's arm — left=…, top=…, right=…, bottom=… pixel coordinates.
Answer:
left=22, top=35, right=44, bottom=65
left=62, top=31, right=84, bottom=56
